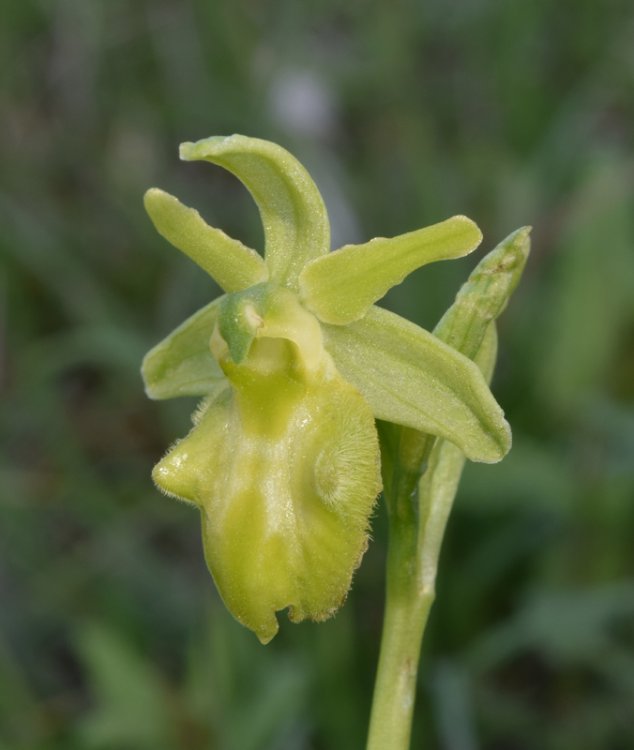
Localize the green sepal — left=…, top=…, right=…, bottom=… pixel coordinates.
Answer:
left=322, top=305, right=511, bottom=463
left=142, top=298, right=226, bottom=399
left=299, top=215, right=482, bottom=325
left=180, top=135, right=330, bottom=288
left=144, top=188, right=267, bottom=292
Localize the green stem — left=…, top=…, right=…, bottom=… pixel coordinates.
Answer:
left=365, top=493, right=435, bottom=750
left=366, top=436, right=465, bottom=750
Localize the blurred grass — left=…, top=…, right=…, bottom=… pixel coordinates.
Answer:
left=1, top=1, right=633, bottom=748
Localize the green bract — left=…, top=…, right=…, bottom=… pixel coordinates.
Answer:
left=142, top=135, right=511, bottom=643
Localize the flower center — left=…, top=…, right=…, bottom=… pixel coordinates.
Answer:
left=211, top=283, right=331, bottom=437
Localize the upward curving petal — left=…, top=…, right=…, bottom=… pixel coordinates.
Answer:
left=299, top=215, right=482, bottom=325
left=144, top=188, right=267, bottom=293
left=321, top=306, right=511, bottom=463
left=180, top=135, right=330, bottom=288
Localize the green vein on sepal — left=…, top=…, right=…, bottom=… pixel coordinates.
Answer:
left=322, top=305, right=511, bottom=463
left=180, top=135, right=330, bottom=288
left=299, top=215, right=482, bottom=325
left=144, top=188, right=267, bottom=292
left=142, top=298, right=226, bottom=399
left=472, top=323, right=499, bottom=385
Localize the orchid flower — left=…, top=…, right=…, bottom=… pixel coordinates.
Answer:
left=141, top=135, right=510, bottom=643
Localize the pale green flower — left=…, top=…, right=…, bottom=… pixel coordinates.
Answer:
left=142, top=135, right=510, bottom=643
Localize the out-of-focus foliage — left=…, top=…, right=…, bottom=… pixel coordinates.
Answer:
left=1, top=1, right=633, bottom=748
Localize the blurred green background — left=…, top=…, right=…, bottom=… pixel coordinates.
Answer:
left=2, top=1, right=633, bottom=748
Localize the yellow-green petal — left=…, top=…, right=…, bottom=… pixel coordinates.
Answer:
left=299, top=215, right=482, bottom=325
left=144, top=188, right=267, bottom=292
left=180, top=135, right=330, bottom=288
left=322, top=306, right=511, bottom=463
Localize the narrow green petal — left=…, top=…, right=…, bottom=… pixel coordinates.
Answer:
left=142, top=299, right=227, bottom=399
left=434, top=226, right=531, bottom=357
left=179, top=135, right=330, bottom=288
left=144, top=188, right=267, bottom=292
left=299, top=215, right=482, bottom=325
left=322, top=306, right=511, bottom=463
